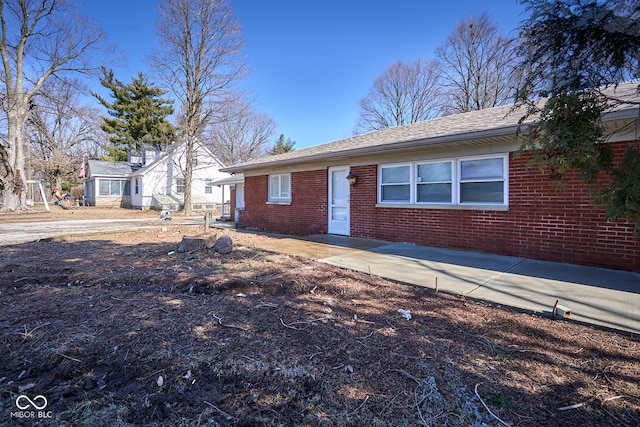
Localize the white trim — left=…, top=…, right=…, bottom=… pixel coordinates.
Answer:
left=378, top=162, right=413, bottom=204
left=328, top=166, right=351, bottom=236
left=267, top=173, right=291, bottom=202
left=375, top=203, right=509, bottom=211
left=377, top=153, right=509, bottom=208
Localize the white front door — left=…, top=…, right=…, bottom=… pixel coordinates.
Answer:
left=328, top=166, right=350, bottom=235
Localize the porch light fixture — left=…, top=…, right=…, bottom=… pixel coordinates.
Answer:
left=346, top=173, right=357, bottom=187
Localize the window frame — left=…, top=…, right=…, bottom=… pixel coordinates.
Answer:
left=268, top=173, right=291, bottom=203
left=98, top=179, right=130, bottom=196
left=176, top=177, right=186, bottom=194
left=458, top=156, right=507, bottom=205
left=378, top=163, right=412, bottom=204
left=416, top=160, right=454, bottom=204
left=377, top=154, right=508, bottom=208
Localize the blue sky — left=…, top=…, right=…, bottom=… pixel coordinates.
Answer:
left=80, top=0, right=526, bottom=149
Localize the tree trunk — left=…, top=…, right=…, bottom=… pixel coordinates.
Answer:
left=183, top=136, right=194, bottom=215
left=1, top=109, right=28, bottom=210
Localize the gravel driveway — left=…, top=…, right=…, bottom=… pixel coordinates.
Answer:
left=0, top=217, right=204, bottom=244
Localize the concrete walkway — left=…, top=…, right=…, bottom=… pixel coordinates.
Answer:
left=246, top=232, right=640, bottom=334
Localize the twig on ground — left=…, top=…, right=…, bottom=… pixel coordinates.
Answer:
left=204, top=400, right=236, bottom=421
left=212, top=313, right=249, bottom=331
left=602, top=371, right=640, bottom=400
left=18, top=322, right=51, bottom=339
left=390, top=369, right=424, bottom=387
left=58, top=353, right=83, bottom=363
left=390, top=369, right=437, bottom=426
left=600, top=402, right=625, bottom=425
left=279, top=317, right=335, bottom=330
left=99, top=304, right=113, bottom=313
left=345, top=395, right=369, bottom=416
left=390, top=351, right=433, bottom=360
left=474, top=384, right=512, bottom=427
left=558, top=402, right=585, bottom=411
left=280, top=318, right=302, bottom=330
left=356, top=331, right=375, bottom=340
left=309, top=351, right=322, bottom=360
left=254, top=301, right=278, bottom=308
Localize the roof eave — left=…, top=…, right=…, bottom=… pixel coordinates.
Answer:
left=222, top=105, right=640, bottom=174
left=221, top=125, right=522, bottom=173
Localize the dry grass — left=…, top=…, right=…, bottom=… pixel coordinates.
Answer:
left=0, top=211, right=638, bottom=426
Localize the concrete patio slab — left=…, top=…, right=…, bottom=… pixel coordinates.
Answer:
left=248, top=233, right=639, bottom=334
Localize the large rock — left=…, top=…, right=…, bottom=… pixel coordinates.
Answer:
left=214, top=235, right=233, bottom=254
left=177, top=234, right=217, bottom=253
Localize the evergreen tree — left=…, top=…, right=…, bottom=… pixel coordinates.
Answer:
left=269, top=134, right=296, bottom=155
left=516, top=0, right=640, bottom=235
left=94, top=69, right=176, bottom=161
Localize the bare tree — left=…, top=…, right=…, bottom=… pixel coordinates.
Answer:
left=208, top=94, right=277, bottom=165
left=435, top=13, right=519, bottom=114
left=27, top=77, right=101, bottom=189
left=354, top=59, right=442, bottom=134
left=154, top=0, right=245, bottom=214
left=0, top=0, right=105, bottom=210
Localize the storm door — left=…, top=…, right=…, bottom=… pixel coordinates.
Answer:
left=328, top=166, right=350, bottom=235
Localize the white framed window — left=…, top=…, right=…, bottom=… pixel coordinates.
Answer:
left=379, top=164, right=411, bottom=203
left=378, top=154, right=507, bottom=207
left=416, top=161, right=453, bottom=203
left=268, top=173, right=291, bottom=202
left=98, top=179, right=130, bottom=196
left=459, top=157, right=505, bottom=204
left=176, top=178, right=186, bottom=194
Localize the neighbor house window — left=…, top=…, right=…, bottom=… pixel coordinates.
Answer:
left=268, top=173, right=291, bottom=202
left=380, top=164, right=411, bottom=203
left=134, top=178, right=139, bottom=195
left=98, top=179, right=130, bottom=196
left=176, top=178, right=186, bottom=194
left=205, top=185, right=213, bottom=194
left=378, top=155, right=507, bottom=207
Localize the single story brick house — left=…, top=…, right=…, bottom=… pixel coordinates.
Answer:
left=222, top=83, right=640, bottom=272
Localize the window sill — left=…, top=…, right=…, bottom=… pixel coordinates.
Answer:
left=266, top=201, right=291, bottom=206
left=376, top=203, right=508, bottom=211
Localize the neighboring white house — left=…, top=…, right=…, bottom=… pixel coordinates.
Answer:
left=84, top=160, right=134, bottom=207
left=84, top=141, right=231, bottom=211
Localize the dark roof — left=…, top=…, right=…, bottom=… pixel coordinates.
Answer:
left=87, top=160, right=134, bottom=177
left=222, top=82, right=640, bottom=173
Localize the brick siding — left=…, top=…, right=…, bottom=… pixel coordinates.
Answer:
left=240, top=171, right=328, bottom=235
left=240, top=142, right=640, bottom=271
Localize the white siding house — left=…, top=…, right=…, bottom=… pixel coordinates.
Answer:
left=85, top=141, right=230, bottom=211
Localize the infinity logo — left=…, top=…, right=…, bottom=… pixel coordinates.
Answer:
left=15, top=395, right=48, bottom=410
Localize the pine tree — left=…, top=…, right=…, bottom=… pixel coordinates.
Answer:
left=269, top=134, right=296, bottom=155
left=94, top=69, right=176, bottom=161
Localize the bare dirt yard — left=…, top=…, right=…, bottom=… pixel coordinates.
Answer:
left=1, top=207, right=639, bottom=426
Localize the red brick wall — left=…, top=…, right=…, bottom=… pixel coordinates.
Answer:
left=350, top=146, right=639, bottom=271
left=240, top=142, right=639, bottom=271
left=240, top=170, right=328, bottom=235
